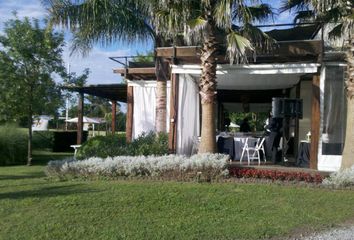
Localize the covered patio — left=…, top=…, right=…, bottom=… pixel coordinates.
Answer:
left=112, top=26, right=346, bottom=172
left=168, top=63, right=319, bottom=166
left=63, top=83, right=127, bottom=144
left=155, top=39, right=323, bottom=170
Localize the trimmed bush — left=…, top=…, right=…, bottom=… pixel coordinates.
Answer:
left=45, top=154, right=230, bottom=181
left=130, top=132, right=168, bottom=156
left=76, top=134, right=128, bottom=159
left=76, top=132, right=168, bottom=159
left=32, top=131, right=54, bottom=150
left=0, top=125, right=28, bottom=165
left=322, top=165, right=354, bottom=188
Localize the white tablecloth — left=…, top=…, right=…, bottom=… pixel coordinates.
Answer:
left=217, top=135, right=259, bottom=160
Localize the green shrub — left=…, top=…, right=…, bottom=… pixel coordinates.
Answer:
left=77, top=134, right=128, bottom=159
left=32, top=131, right=54, bottom=150
left=130, top=132, right=168, bottom=156
left=0, top=125, right=28, bottom=165
left=76, top=132, right=168, bottom=159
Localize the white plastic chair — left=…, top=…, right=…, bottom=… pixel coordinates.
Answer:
left=240, top=138, right=266, bottom=165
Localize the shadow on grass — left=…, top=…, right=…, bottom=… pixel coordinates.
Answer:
left=32, top=153, right=73, bottom=166
left=0, top=171, right=46, bottom=181
left=0, top=184, right=100, bottom=200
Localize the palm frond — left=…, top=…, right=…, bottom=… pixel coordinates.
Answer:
left=279, top=0, right=311, bottom=13
left=328, top=23, right=344, bottom=39
left=185, top=16, right=208, bottom=45
left=226, top=30, right=254, bottom=64
left=233, top=3, right=274, bottom=24
left=248, top=4, right=275, bottom=22
left=70, top=31, right=93, bottom=57
left=293, top=10, right=315, bottom=23
left=44, top=0, right=154, bottom=54
left=214, top=0, right=232, bottom=28
left=319, top=7, right=344, bottom=23
left=188, top=16, right=208, bottom=30
left=241, top=23, right=276, bottom=53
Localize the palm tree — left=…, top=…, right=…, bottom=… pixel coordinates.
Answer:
left=281, top=0, right=354, bottom=169
left=43, top=0, right=169, bottom=133
left=152, top=0, right=274, bottom=153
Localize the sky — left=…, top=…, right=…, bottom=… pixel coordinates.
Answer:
left=0, top=0, right=154, bottom=85
left=0, top=0, right=294, bottom=85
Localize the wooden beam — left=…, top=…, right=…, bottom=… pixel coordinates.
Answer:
left=111, top=100, right=116, bottom=134
left=113, top=67, right=156, bottom=75
left=126, top=86, right=134, bottom=143
left=156, top=46, right=200, bottom=57
left=77, top=92, right=84, bottom=145
left=168, top=74, right=179, bottom=153
left=156, top=41, right=322, bottom=62
left=310, top=74, right=320, bottom=169
left=272, top=40, right=322, bottom=57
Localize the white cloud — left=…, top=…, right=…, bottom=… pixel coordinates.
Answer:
left=0, top=0, right=45, bottom=23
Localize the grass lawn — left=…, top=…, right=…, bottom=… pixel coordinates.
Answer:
left=0, top=154, right=354, bottom=239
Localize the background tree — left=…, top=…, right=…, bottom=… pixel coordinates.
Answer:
left=44, top=0, right=171, bottom=133
left=153, top=0, right=274, bottom=153
left=281, top=0, right=354, bottom=169
left=0, top=16, right=65, bottom=165
left=62, top=68, right=89, bottom=128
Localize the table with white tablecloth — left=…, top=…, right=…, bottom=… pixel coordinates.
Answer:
left=217, top=135, right=259, bottom=160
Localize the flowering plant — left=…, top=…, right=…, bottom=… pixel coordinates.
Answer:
left=229, top=167, right=323, bottom=184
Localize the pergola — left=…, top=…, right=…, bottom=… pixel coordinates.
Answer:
left=113, top=38, right=323, bottom=166
left=63, top=84, right=127, bottom=144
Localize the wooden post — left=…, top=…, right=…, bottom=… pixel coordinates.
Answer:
left=168, top=74, right=179, bottom=153
left=111, top=100, right=116, bottom=134
left=126, top=86, right=134, bottom=143
left=77, top=92, right=84, bottom=145
left=294, top=82, right=301, bottom=160
left=310, top=74, right=320, bottom=169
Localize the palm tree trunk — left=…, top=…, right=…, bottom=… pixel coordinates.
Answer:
left=341, top=37, right=354, bottom=169
left=156, top=78, right=167, bottom=132
left=155, top=57, right=167, bottom=133
left=198, top=17, right=219, bottom=153
left=155, top=36, right=168, bottom=133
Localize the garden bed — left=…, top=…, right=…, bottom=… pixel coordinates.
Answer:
left=45, top=154, right=230, bottom=181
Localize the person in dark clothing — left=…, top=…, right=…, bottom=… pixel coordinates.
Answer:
left=266, top=117, right=283, bottom=163
left=224, top=117, right=231, bottom=132
left=240, top=117, right=251, bottom=132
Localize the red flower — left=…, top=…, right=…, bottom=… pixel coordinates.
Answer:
left=228, top=166, right=323, bottom=184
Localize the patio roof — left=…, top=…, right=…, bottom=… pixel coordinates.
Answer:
left=156, top=40, right=322, bottom=64
left=266, top=25, right=320, bottom=41
left=63, top=84, right=127, bottom=102
left=172, top=63, right=319, bottom=90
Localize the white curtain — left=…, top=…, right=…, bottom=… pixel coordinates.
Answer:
left=176, top=74, right=200, bottom=155
left=318, top=65, right=346, bottom=172
left=131, top=81, right=170, bottom=139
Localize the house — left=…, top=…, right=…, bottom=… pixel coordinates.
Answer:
left=114, top=24, right=346, bottom=172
